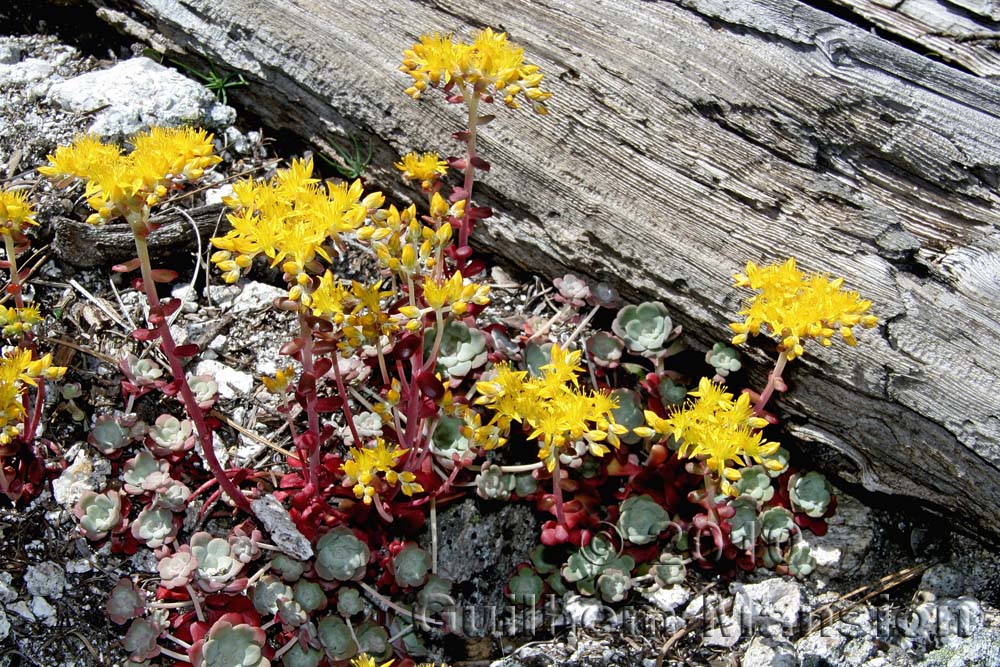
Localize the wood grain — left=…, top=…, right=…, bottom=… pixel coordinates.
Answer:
left=828, top=0, right=1000, bottom=78
left=85, top=0, right=1000, bottom=538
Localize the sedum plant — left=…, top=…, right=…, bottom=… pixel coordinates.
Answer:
left=0, top=187, right=67, bottom=502
left=431, top=320, right=487, bottom=379
left=40, top=127, right=252, bottom=513
left=34, top=23, right=881, bottom=667
left=189, top=614, right=270, bottom=667
left=789, top=471, right=834, bottom=517
left=612, top=301, right=675, bottom=358
left=618, top=494, right=671, bottom=545
left=75, top=490, right=123, bottom=540
left=315, top=528, right=370, bottom=582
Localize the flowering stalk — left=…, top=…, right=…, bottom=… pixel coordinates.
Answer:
left=133, top=231, right=252, bottom=513
left=753, top=351, right=788, bottom=417
left=296, top=312, right=323, bottom=494
left=330, top=348, right=363, bottom=447
left=3, top=235, right=24, bottom=309
left=550, top=457, right=567, bottom=526
left=457, top=90, right=480, bottom=252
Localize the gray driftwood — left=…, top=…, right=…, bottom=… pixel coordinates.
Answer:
left=827, top=0, right=1000, bottom=78
left=86, top=0, right=1000, bottom=539
left=52, top=203, right=228, bottom=267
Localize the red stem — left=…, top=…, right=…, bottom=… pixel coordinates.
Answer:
left=133, top=232, right=252, bottom=513
left=330, top=351, right=362, bottom=447
left=296, top=313, right=322, bottom=493
left=457, top=88, right=481, bottom=254
left=753, top=352, right=788, bottom=416
left=551, top=456, right=567, bottom=526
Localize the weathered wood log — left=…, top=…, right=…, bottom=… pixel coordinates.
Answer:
left=828, top=0, right=1000, bottom=78
left=52, top=204, right=228, bottom=267
left=84, top=0, right=1000, bottom=539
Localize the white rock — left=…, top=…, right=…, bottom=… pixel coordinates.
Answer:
left=205, top=182, right=234, bottom=206
left=194, top=359, right=254, bottom=399
left=0, top=572, right=16, bottom=603
left=65, top=559, right=92, bottom=574
left=563, top=594, right=609, bottom=629
left=0, top=39, right=22, bottom=64
left=171, top=285, right=200, bottom=313
left=224, top=126, right=249, bottom=154
left=31, top=596, right=57, bottom=626
left=229, top=281, right=286, bottom=313
left=205, top=284, right=242, bottom=308
left=643, top=584, right=691, bottom=613
left=919, top=564, right=965, bottom=598
left=738, top=578, right=803, bottom=629
left=251, top=494, right=314, bottom=560
left=702, top=594, right=746, bottom=648
left=0, top=607, right=9, bottom=641
left=9, top=600, right=35, bottom=622
left=24, top=562, right=66, bottom=599
left=742, top=637, right=798, bottom=667
left=46, top=57, right=235, bottom=138
left=194, top=430, right=230, bottom=469
left=0, top=58, right=54, bottom=86
left=52, top=445, right=111, bottom=508
left=130, top=549, right=159, bottom=573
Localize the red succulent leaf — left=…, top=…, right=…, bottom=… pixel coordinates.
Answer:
left=463, top=259, right=487, bottom=277
left=173, top=344, right=200, bottom=358
left=314, top=396, right=344, bottom=412
left=467, top=205, right=493, bottom=219
left=131, top=327, right=160, bottom=342
left=279, top=338, right=303, bottom=357
left=149, top=269, right=179, bottom=283
left=417, top=372, right=445, bottom=400
left=112, top=258, right=142, bottom=273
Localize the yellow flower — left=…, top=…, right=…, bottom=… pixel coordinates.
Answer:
left=211, top=158, right=383, bottom=289
left=730, top=258, right=878, bottom=360
left=423, top=271, right=490, bottom=314
left=341, top=439, right=424, bottom=503
left=351, top=655, right=394, bottom=667
left=476, top=344, right=625, bottom=470
left=261, top=365, right=295, bottom=394
left=395, top=151, right=448, bottom=190
left=0, top=305, right=42, bottom=338
left=640, top=378, right=779, bottom=495
left=0, top=348, right=66, bottom=445
left=39, top=128, right=220, bottom=228
left=401, top=28, right=551, bottom=113
left=0, top=188, right=37, bottom=237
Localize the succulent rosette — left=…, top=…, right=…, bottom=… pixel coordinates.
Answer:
left=189, top=613, right=270, bottom=667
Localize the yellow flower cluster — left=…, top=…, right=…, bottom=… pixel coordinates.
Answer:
left=350, top=656, right=393, bottom=667
left=635, top=378, right=780, bottom=495
left=38, top=128, right=221, bottom=228
left=401, top=27, right=551, bottom=113
left=350, top=653, right=447, bottom=667
left=0, top=348, right=66, bottom=445
left=261, top=364, right=296, bottom=395
left=730, top=258, right=878, bottom=360
left=310, top=273, right=398, bottom=349
left=0, top=188, right=37, bottom=237
left=420, top=271, right=490, bottom=316
left=210, top=158, right=384, bottom=295
left=394, top=151, right=449, bottom=190
left=341, top=439, right=423, bottom=503
left=0, top=305, right=42, bottom=338
left=476, top=345, right=627, bottom=471
left=358, top=201, right=461, bottom=281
